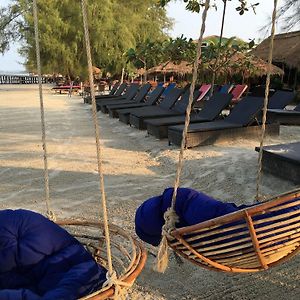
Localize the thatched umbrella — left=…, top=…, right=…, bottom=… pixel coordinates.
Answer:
left=148, top=61, right=193, bottom=76
left=226, top=52, right=284, bottom=78
left=251, top=31, right=300, bottom=69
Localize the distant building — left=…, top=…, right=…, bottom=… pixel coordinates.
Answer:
left=200, top=35, right=248, bottom=48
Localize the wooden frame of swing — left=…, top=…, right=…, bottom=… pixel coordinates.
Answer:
left=167, top=189, right=300, bottom=273
left=56, top=220, right=147, bottom=299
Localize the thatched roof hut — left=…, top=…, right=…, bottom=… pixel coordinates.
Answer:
left=147, top=61, right=193, bottom=75
left=251, top=31, right=300, bottom=69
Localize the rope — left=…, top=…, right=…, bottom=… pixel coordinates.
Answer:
left=32, top=0, right=55, bottom=221
left=155, top=0, right=211, bottom=273
left=255, top=0, right=278, bottom=201
left=81, top=0, right=114, bottom=279
left=103, top=271, right=131, bottom=300
left=80, top=270, right=132, bottom=300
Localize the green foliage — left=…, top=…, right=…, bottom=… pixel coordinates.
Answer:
left=159, top=0, right=259, bottom=14
left=124, top=35, right=197, bottom=78
left=201, top=37, right=259, bottom=82
left=163, top=35, right=196, bottom=63
left=0, top=0, right=172, bottom=78
left=160, top=0, right=206, bottom=12
left=0, top=1, right=27, bottom=53
left=235, top=0, right=259, bottom=15
left=125, top=39, right=165, bottom=69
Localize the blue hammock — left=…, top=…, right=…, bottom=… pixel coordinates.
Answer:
left=0, top=209, right=107, bottom=300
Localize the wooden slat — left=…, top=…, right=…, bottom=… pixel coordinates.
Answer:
left=173, top=189, right=300, bottom=236
left=254, top=214, right=300, bottom=234
left=259, top=228, right=300, bottom=246
left=266, top=199, right=300, bottom=212
left=253, top=209, right=300, bottom=226
left=256, top=221, right=300, bottom=241
left=172, top=224, right=248, bottom=247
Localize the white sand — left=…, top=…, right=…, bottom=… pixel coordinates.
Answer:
left=0, top=85, right=300, bottom=299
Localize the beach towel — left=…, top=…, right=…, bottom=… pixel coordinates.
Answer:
left=0, top=209, right=107, bottom=300
left=135, top=188, right=300, bottom=246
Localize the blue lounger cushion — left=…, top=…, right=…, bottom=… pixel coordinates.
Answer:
left=0, top=209, right=107, bottom=300
left=135, top=187, right=300, bottom=247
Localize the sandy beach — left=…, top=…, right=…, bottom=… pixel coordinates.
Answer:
left=0, top=84, right=299, bottom=299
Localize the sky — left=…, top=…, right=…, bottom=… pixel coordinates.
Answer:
left=0, top=0, right=298, bottom=72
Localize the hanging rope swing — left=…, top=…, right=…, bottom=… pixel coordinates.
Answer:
left=32, top=0, right=147, bottom=298
left=155, top=0, right=300, bottom=273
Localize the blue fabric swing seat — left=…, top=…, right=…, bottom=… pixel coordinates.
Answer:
left=0, top=209, right=107, bottom=300
left=135, top=188, right=247, bottom=246
left=135, top=188, right=300, bottom=247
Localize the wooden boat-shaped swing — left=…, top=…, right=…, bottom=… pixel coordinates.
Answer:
left=167, top=189, right=300, bottom=273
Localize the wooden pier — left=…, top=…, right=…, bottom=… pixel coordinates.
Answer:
left=0, top=74, right=49, bottom=84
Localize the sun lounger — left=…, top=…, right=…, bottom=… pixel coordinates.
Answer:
left=107, top=82, right=120, bottom=95
left=192, top=84, right=212, bottom=108
left=145, top=92, right=233, bottom=139
left=267, top=90, right=295, bottom=109
left=231, top=84, right=248, bottom=104
left=254, top=90, right=295, bottom=122
left=129, top=89, right=200, bottom=130
left=84, top=82, right=127, bottom=104
left=95, top=82, right=127, bottom=99
left=161, top=82, right=176, bottom=97
left=52, top=85, right=81, bottom=93
left=255, top=142, right=300, bottom=184
left=168, top=96, right=280, bottom=148
left=267, top=102, right=300, bottom=125
left=219, top=84, right=234, bottom=94
left=108, top=86, right=165, bottom=118
left=95, top=83, right=140, bottom=111
left=118, top=87, right=183, bottom=125
left=99, top=83, right=151, bottom=113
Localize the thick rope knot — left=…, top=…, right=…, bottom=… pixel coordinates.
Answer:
left=103, top=271, right=132, bottom=300
left=162, top=207, right=180, bottom=239
left=154, top=208, right=179, bottom=273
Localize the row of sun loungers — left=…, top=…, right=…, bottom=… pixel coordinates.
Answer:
left=83, top=83, right=296, bottom=148
left=83, top=82, right=299, bottom=183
